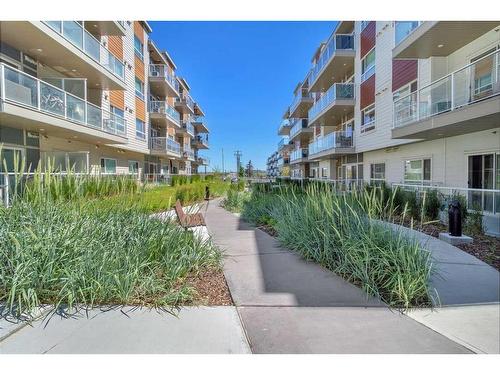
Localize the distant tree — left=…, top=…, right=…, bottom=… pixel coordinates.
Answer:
left=238, top=165, right=245, bottom=177
left=245, top=160, right=254, bottom=177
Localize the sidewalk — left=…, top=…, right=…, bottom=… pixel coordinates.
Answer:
left=203, top=200, right=497, bottom=353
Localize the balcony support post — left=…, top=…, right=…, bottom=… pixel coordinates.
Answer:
left=451, top=72, right=455, bottom=110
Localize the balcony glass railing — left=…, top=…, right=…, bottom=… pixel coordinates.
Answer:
left=309, top=34, right=354, bottom=87
left=43, top=21, right=125, bottom=80
left=183, top=121, right=195, bottom=136
left=149, top=64, right=179, bottom=93
left=278, top=137, right=290, bottom=149
left=290, top=88, right=313, bottom=114
left=192, top=115, right=205, bottom=123
left=0, top=64, right=126, bottom=137
left=148, top=101, right=181, bottom=124
left=176, top=94, right=195, bottom=111
left=150, top=137, right=181, bottom=155
left=194, top=135, right=209, bottom=147
left=290, top=148, right=309, bottom=162
left=289, top=118, right=309, bottom=139
left=308, top=83, right=355, bottom=123
left=393, top=49, right=500, bottom=128
left=182, top=147, right=195, bottom=160
left=308, top=130, right=354, bottom=156
left=394, top=21, right=422, bottom=46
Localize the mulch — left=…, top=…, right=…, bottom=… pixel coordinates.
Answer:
left=187, top=267, right=233, bottom=306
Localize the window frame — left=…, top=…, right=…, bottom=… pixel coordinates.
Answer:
left=134, top=35, right=144, bottom=60
left=403, top=158, right=432, bottom=185
left=135, top=77, right=145, bottom=100
left=135, top=118, right=146, bottom=140
left=128, top=160, right=140, bottom=175
left=361, top=48, right=376, bottom=82
left=100, top=157, right=117, bottom=174
left=370, top=163, right=386, bottom=183
left=361, top=103, right=376, bottom=133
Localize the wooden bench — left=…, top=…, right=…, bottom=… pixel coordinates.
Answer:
left=174, top=199, right=206, bottom=228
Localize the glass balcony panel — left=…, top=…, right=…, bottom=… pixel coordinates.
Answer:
left=418, top=77, right=452, bottom=119
left=308, top=83, right=354, bottom=121
left=86, top=103, right=102, bottom=128
left=40, top=82, right=65, bottom=116
left=3, top=66, right=38, bottom=108
left=84, top=32, right=100, bottom=62
left=63, top=21, right=84, bottom=49
left=395, top=21, right=421, bottom=45
left=46, top=21, right=62, bottom=33
left=66, top=94, right=85, bottom=123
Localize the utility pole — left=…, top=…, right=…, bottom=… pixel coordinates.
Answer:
left=234, top=150, right=242, bottom=175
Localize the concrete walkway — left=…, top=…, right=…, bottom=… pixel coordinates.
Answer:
left=203, top=200, right=474, bottom=354
left=0, top=307, right=250, bottom=354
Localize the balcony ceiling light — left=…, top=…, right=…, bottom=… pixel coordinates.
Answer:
left=437, top=44, right=444, bottom=48
left=29, top=48, right=43, bottom=55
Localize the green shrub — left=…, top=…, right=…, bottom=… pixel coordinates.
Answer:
left=0, top=199, right=221, bottom=318
left=422, top=189, right=441, bottom=221
left=465, top=204, right=484, bottom=235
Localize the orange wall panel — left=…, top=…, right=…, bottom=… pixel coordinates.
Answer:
left=107, top=36, right=123, bottom=60
left=135, top=97, right=146, bottom=121
left=134, top=21, right=144, bottom=42
left=135, top=56, right=145, bottom=82
left=109, top=90, right=124, bottom=109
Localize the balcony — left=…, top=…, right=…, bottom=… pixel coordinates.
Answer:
left=194, top=102, right=205, bottom=117
left=289, top=118, right=312, bottom=140
left=86, top=21, right=126, bottom=36
left=149, top=101, right=181, bottom=127
left=289, top=88, right=314, bottom=118
left=290, top=148, right=309, bottom=164
left=179, top=121, right=195, bottom=137
left=0, top=64, right=127, bottom=144
left=277, top=137, right=293, bottom=152
left=0, top=22, right=126, bottom=91
left=149, top=65, right=180, bottom=97
left=175, top=94, right=195, bottom=114
left=191, top=115, right=209, bottom=133
left=392, top=49, right=500, bottom=140
left=150, top=137, right=181, bottom=157
left=308, top=83, right=355, bottom=126
left=308, top=130, right=355, bottom=160
left=195, top=156, right=209, bottom=165
left=308, top=34, right=355, bottom=92
left=192, top=134, right=209, bottom=149
left=182, top=147, right=195, bottom=161
left=278, top=119, right=292, bottom=136
left=393, top=21, right=500, bottom=59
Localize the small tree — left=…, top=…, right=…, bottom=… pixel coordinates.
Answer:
left=238, top=165, right=245, bottom=177
left=245, top=160, right=254, bottom=177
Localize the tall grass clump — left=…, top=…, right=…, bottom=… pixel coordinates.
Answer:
left=0, top=199, right=221, bottom=319
left=239, top=185, right=433, bottom=308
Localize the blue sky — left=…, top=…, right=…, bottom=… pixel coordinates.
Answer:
left=149, top=21, right=336, bottom=171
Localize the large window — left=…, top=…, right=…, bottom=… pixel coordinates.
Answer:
left=110, top=106, right=125, bottom=133
left=370, top=163, right=385, bottom=182
left=361, top=48, right=375, bottom=82
left=361, top=104, right=376, bottom=133
left=100, top=158, right=117, bottom=174
left=128, top=160, right=139, bottom=175
left=134, top=35, right=143, bottom=60
left=135, top=77, right=144, bottom=100
left=135, top=119, right=146, bottom=140
left=404, top=158, right=431, bottom=184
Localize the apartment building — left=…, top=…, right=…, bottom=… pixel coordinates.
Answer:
left=275, top=21, right=500, bottom=235
left=266, top=151, right=280, bottom=177
left=0, top=21, right=209, bottom=185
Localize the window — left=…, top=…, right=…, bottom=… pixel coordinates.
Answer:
left=361, top=104, right=375, bottom=133
left=370, top=163, right=385, bottom=182
left=100, top=158, right=117, bottom=174
left=135, top=77, right=144, bottom=100
left=360, top=21, right=370, bottom=31
left=404, top=158, right=431, bottom=184
left=134, top=35, right=143, bottom=60
left=135, top=119, right=146, bottom=139
left=393, top=81, right=417, bottom=101
left=361, top=48, right=375, bottom=82
left=128, top=160, right=139, bottom=175
left=110, top=106, right=125, bottom=133
left=321, top=167, right=328, bottom=178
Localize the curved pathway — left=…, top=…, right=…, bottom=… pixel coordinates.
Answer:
left=203, top=200, right=476, bottom=354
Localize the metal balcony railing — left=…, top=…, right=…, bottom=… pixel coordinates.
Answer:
left=308, top=33, right=355, bottom=88
left=148, top=101, right=181, bottom=124
left=150, top=137, right=181, bottom=156
left=149, top=64, right=179, bottom=92
left=308, top=83, right=355, bottom=123
left=308, top=130, right=354, bottom=156
left=393, top=49, right=500, bottom=128
left=0, top=64, right=127, bottom=137
left=43, top=21, right=125, bottom=80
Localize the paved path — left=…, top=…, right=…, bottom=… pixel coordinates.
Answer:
left=203, top=200, right=473, bottom=354
left=0, top=307, right=250, bottom=354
